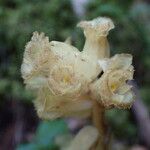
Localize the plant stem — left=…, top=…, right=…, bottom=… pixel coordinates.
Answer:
left=91, top=99, right=108, bottom=150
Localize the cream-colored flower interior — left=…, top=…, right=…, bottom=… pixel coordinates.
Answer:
left=90, top=54, right=134, bottom=108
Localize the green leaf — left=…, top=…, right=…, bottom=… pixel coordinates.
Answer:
left=16, top=143, right=39, bottom=150
left=35, top=120, right=68, bottom=147
left=17, top=119, right=68, bottom=150
left=17, top=143, right=58, bottom=150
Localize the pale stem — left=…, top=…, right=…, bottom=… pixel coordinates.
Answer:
left=91, top=99, right=108, bottom=150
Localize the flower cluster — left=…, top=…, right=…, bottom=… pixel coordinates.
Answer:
left=21, top=17, right=135, bottom=120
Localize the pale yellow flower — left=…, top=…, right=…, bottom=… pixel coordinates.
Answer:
left=21, top=32, right=93, bottom=119
left=90, top=54, right=134, bottom=109
left=21, top=32, right=55, bottom=89
left=21, top=17, right=134, bottom=121
left=78, top=17, right=114, bottom=59
left=34, top=87, right=92, bottom=119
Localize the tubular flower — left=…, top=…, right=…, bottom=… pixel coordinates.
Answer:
left=90, top=54, right=134, bottom=109
left=78, top=17, right=114, bottom=59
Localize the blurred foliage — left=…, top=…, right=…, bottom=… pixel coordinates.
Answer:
left=17, top=119, right=68, bottom=150
left=140, top=87, right=150, bottom=111
left=106, top=109, right=137, bottom=143
left=86, top=0, right=150, bottom=85
left=85, top=0, right=150, bottom=145
left=0, top=1, right=76, bottom=149
left=0, top=0, right=77, bottom=102
left=0, top=0, right=150, bottom=149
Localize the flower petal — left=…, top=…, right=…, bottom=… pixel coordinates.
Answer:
left=77, top=17, right=114, bottom=36
left=90, top=54, right=134, bottom=109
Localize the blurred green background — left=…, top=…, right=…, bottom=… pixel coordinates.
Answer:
left=0, top=0, right=150, bottom=150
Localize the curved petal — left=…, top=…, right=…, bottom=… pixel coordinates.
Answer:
left=21, top=32, right=56, bottom=89
left=77, top=17, right=114, bottom=37
left=90, top=54, right=135, bottom=109
left=34, top=87, right=92, bottom=120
